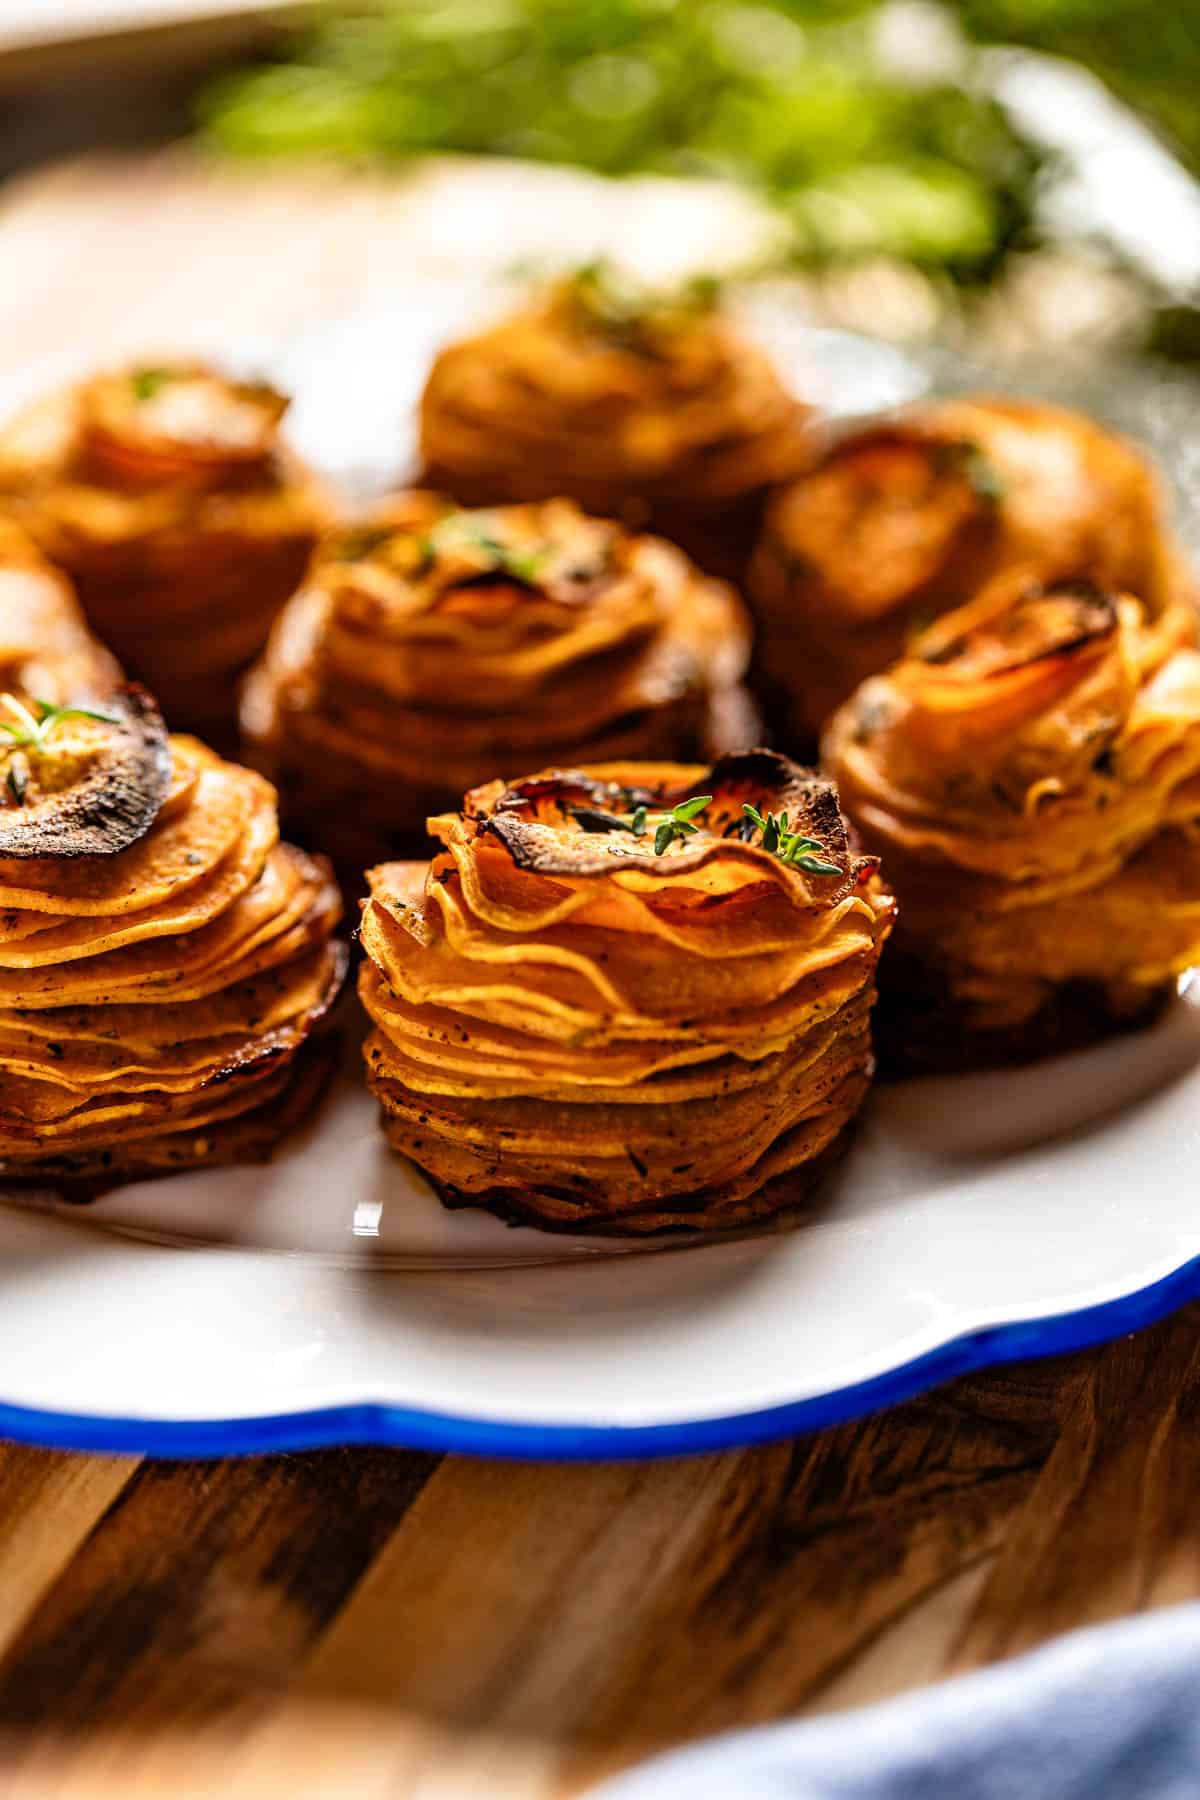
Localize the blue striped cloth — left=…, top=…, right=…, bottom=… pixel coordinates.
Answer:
left=595, top=1604, right=1200, bottom=1800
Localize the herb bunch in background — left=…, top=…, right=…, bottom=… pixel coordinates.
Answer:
left=199, top=0, right=1042, bottom=284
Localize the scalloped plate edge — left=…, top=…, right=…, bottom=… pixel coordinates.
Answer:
left=1, top=1247, right=1196, bottom=1461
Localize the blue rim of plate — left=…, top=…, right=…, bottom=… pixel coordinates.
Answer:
left=1, top=1248, right=1198, bottom=1460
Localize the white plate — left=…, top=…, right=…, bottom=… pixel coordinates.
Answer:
left=4, top=298, right=1200, bottom=1457
left=3, top=981, right=1200, bottom=1458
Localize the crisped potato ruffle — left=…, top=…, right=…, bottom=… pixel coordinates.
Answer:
left=824, top=572, right=1200, bottom=1065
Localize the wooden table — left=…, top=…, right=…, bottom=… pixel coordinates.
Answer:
left=1, top=152, right=1198, bottom=1798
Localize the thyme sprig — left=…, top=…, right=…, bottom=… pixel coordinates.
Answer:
left=742, top=804, right=841, bottom=876
left=569, top=793, right=711, bottom=856
left=570, top=261, right=723, bottom=346
left=652, top=794, right=711, bottom=856
left=130, top=367, right=172, bottom=402
left=425, top=515, right=549, bottom=585
left=0, top=695, right=121, bottom=752
left=937, top=440, right=1006, bottom=506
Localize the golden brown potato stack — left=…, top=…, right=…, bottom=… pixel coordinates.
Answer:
left=824, top=572, right=1200, bottom=1068
left=419, top=268, right=812, bottom=580
left=751, top=396, right=1195, bottom=747
left=242, top=492, right=758, bottom=881
left=0, top=686, right=345, bottom=1187
left=359, top=749, right=894, bottom=1234
left=0, top=364, right=328, bottom=742
left=0, top=516, right=120, bottom=705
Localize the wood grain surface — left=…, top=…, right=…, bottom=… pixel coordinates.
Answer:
left=0, top=151, right=1197, bottom=1798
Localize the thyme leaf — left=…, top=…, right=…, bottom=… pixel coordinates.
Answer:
left=0, top=695, right=122, bottom=752
left=428, top=515, right=550, bottom=585
left=130, top=367, right=171, bottom=402
left=652, top=794, right=712, bottom=855
left=570, top=792, right=711, bottom=855
left=743, top=804, right=841, bottom=876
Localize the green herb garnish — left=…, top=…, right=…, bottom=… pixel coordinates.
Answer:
left=574, top=792, right=709, bottom=854
left=962, top=446, right=1006, bottom=505
left=130, top=368, right=171, bottom=403
left=653, top=794, right=711, bottom=856
left=0, top=695, right=122, bottom=751
left=938, top=441, right=1006, bottom=507
left=743, top=804, right=840, bottom=876
left=333, top=525, right=397, bottom=564
left=569, top=261, right=723, bottom=348
left=427, top=515, right=550, bottom=585
left=5, top=761, right=26, bottom=806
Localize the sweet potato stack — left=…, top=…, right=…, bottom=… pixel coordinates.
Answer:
left=0, top=363, right=327, bottom=741
left=0, top=515, right=120, bottom=704
left=751, top=396, right=1194, bottom=746
left=242, top=492, right=757, bottom=877
left=419, top=268, right=812, bottom=580
left=359, top=749, right=894, bottom=1234
left=0, top=688, right=345, bottom=1186
left=824, top=572, right=1200, bottom=1068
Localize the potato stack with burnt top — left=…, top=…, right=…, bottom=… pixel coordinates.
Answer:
left=0, top=687, right=345, bottom=1187
left=824, top=572, right=1200, bottom=1068
left=359, top=748, right=894, bottom=1234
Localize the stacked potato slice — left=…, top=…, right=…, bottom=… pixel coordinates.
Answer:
left=420, top=270, right=811, bottom=577
left=359, top=749, right=894, bottom=1233
left=0, top=363, right=327, bottom=740
left=0, top=690, right=345, bottom=1185
left=824, top=573, right=1200, bottom=1066
left=0, top=516, right=120, bottom=703
left=751, top=397, right=1194, bottom=745
left=243, top=493, right=757, bottom=876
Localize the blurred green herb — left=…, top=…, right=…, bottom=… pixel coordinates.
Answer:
left=130, top=368, right=171, bottom=402
left=428, top=514, right=550, bottom=583
left=0, top=696, right=122, bottom=751
left=199, top=0, right=1043, bottom=283
left=578, top=791, right=710, bottom=852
